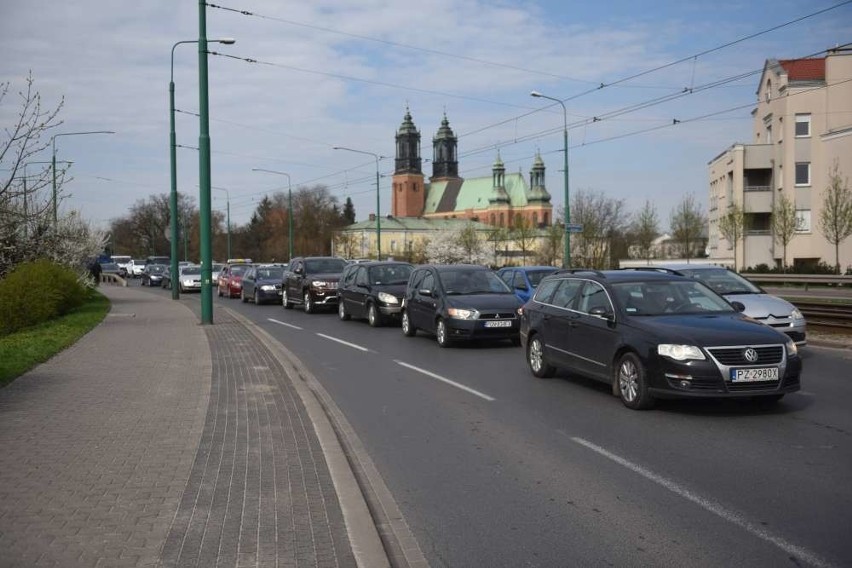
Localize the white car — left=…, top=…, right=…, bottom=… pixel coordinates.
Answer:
left=128, top=259, right=147, bottom=278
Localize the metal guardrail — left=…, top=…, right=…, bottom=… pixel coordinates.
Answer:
left=744, top=274, right=852, bottom=290
left=792, top=301, right=852, bottom=333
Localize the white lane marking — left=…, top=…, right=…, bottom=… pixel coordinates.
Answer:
left=394, top=360, right=495, bottom=402
left=571, top=436, right=834, bottom=568
left=316, top=333, right=369, bottom=352
left=268, top=318, right=302, bottom=330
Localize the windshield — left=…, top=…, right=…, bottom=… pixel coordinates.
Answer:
left=306, top=258, right=347, bottom=273
left=212, top=263, right=224, bottom=272
left=611, top=280, right=734, bottom=315
left=229, top=265, right=249, bottom=276
left=181, top=267, right=201, bottom=275
left=527, top=269, right=557, bottom=287
left=148, top=265, right=165, bottom=274
left=256, top=267, right=284, bottom=280
left=369, top=264, right=413, bottom=285
left=677, top=268, right=761, bottom=295
left=440, top=269, right=512, bottom=295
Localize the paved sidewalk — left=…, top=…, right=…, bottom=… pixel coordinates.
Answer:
left=0, top=286, right=386, bottom=567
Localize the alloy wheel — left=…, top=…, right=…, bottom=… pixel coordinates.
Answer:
left=368, top=304, right=381, bottom=327
left=304, top=292, right=313, bottom=314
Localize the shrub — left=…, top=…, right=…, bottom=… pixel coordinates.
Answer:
left=0, top=260, right=88, bottom=336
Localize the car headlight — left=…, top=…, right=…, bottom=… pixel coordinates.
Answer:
left=448, top=307, right=478, bottom=320
left=657, top=344, right=706, bottom=361
left=182, top=279, right=193, bottom=286
left=790, top=308, right=804, bottom=321
left=378, top=292, right=399, bottom=305
left=785, top=338, right=798, bottom=357
left=312, top=280, right=328, bottom=288
left=260, top=285, right=276, bottom=291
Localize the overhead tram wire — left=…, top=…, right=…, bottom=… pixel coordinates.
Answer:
left=205, top=2, right=596, bottom=85
left=208, top=51, right=543, bottom=111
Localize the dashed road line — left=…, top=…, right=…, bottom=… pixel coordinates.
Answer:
left=570, top=436, right=834, bottom=568
left=394, top=360, right=495, bottom=402
left=316, top=333, right=369, bottom=352
left=267, top=318, right=303, bottom=330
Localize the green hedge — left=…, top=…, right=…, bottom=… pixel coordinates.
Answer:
left=0, top=260, right=88, bottom=337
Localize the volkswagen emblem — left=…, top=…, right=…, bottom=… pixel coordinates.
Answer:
left=743, top=348, right=759, bottom=363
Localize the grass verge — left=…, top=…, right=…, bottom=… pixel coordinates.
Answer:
left=0, top=290, right=110, bottom=388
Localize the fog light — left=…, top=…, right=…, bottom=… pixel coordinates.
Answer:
left=680, top=380, right=690, bottom=388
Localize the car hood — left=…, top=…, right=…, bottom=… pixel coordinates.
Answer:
left=724, top=293, right=796, bottom=318
left=446, top=293, right=521, bottom=311
left=256, top=277, right=282, bottom=285
left=371, top=283, right=407, bottom=297
left=308, top=272, right=341, bottom=281
left=633, top=313, right=789, bottom=345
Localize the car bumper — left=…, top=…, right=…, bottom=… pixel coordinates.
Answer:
left=446, top=318, right=520, bottom=342
left=379, top=305, right=403, bottom=318
left=180, top=281, right=202, bottom=291
left=647, top=355, right=801, bottom=399
left=257, top=288, right=282, bottom=302
left=310, top=290, right=339, bottom=305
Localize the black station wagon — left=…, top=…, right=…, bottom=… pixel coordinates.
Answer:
left=520, top=270, right=802, bottom=410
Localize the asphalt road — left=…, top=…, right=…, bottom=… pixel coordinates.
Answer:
left=143, top=282, right=852, bottom=567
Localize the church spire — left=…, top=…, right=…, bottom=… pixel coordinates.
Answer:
left=431, top=112, right=458, bottom=180
left=528, top=151, right=551, bottom=203
left=394, top=105, right=421, bottom=175
left=489, top=150, right=510, bottom=205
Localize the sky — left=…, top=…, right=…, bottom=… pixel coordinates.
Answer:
left=2, top=0, right=850, bottom=232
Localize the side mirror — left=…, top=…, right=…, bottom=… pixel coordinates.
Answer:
left=294, top=267, right=304, bottom=275
left=418, top=288, right=433, bottom=297
left=589, top=305, right=615, bottom=320
left=730, top=301, right=746, bottom=312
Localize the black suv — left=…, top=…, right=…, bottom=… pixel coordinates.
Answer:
left=338, top=261, right=414, bottom=326
left=401, top=264, right=522, bottom=347
left=520, top=269, right=802, bottom=410
left=282, top=257, right=348, bottom=313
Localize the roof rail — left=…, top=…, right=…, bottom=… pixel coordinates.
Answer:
left=619, top=267, right=680, bottom=275
left=553, top=268, right=607, bottom=278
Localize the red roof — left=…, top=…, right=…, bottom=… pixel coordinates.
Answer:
left=779, top=58, right=825, bottom=81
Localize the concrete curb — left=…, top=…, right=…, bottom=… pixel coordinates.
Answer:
left=223, top=306, right=393, bottom=568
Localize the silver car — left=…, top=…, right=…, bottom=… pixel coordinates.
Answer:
left=653, top=264, right=806, bottom=346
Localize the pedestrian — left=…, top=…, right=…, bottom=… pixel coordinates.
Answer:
left=90, top=259, right=102, bottom=286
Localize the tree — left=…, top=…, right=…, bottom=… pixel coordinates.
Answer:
left=486, top=226, right=508, bottom=267
left=631, top=200, right=659, bottom=264
left=0, top=73, right=74, bottom=277
left=535, top=223, right=563, bottom=266
left=334, top=232, right=360, bottom=259
left=717, top=202, right=745, bottom=270
left=670, top=193, right=707, bottom=263
left=771, top=194, right=802, bottom=271
left=572, top=189, right=628, bottom=269
left=458, top=221, right=485, bottom=264
left=818, top=161, right=852, bottom=274
left=510, top=216, right=538, bottom=265
left=341, top=197, right=356, bottom=225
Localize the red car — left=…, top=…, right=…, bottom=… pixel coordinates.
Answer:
left=217, top=262, right=253, bottom=298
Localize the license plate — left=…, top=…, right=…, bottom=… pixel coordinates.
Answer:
left=484, top=320, right=512, bottom=328
left=730, top=367, right=779, bottom=382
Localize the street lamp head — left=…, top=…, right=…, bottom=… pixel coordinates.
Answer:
left=530, top=90, right=542, bottom=98
left=215, top=38, right=236, bottom=45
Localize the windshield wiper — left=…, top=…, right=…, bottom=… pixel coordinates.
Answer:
left=720, top=290, right=757, bottom=296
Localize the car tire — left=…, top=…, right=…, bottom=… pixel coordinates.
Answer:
left=527, top=335, right=555, bottom=378
left=241, top=290, right=247, bottom=302
left=616, top=352, right=654, bottom=410
left=217, top=286, right=222, bottom=297
left=304, top=291, right=314, bottom=314
left=436, top=318, right=452, bottom=348
left=401, top=311, right=416, bottom=337
left=254, top=290, right=260, bottom=305
left=367, top=303, right=382, bottom=327
left=339, top=301, right=350, bottom=321
left=282, top=289, right=293, bottom=309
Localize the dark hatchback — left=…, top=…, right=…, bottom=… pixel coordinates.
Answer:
left=338, top=261, right=414, bottom=326
left=241, top=265, right=285, bottom=305
left=401, top=264, right=522, bottom=347
left=520, top=270, right=801, bottom=410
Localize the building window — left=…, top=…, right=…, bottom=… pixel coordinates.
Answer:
left=795, top=114, right=811, bottom=137
left=391, top=240, right=397, bottom=252
left=796, top=209, right=811, bottom=233
left=490, top=213, right=495, bottom=225
left=499, top=212, right=504, bottom=226
left=766, top=125, right=772, bottom=145
left=765, top=80, right=771, bottom=102
left=543, top=212, right=549, bottom=225
left=532, top=212, right=538, bottom=226
left=795, top=162, right=810, bottom=186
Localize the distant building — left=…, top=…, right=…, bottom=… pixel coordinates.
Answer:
left=708, top=47, right=852, bottom=270
left=391, top=109, right=554, bottom=228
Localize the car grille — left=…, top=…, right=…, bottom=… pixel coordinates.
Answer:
left=706, top=345, right=783, bottom=366
left=479, top=312, right=517, bottom=320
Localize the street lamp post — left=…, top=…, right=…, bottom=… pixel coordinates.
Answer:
left=530, top=90, right=570, bottom=268
left=51, top=131, right=114, bottom=226
left=212, top=186, right=231, bottom=260
left=333, top=147, right=383, bottom=260
left=21, top=160, right=71, bottom=239
left=252, top=168, right=293, bottom=261
left=171, top=37, right=234, bottom=301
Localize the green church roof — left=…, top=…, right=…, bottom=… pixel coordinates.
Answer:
left=341, top=217, right=492, bottom=232
left=424, top=172, right=531, bottom=214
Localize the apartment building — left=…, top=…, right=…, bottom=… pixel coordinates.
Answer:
left=708, top=47, right=852, bottom=270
